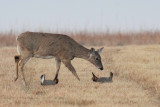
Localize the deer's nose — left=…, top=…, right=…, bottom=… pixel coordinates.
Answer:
left=100, top=67, right=103, bottom=70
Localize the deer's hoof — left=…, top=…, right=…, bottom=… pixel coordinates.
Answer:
left=54, top=78, right=59, bottom=84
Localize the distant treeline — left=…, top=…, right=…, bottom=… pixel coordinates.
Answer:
left=0, top=30, right=160, bottom=47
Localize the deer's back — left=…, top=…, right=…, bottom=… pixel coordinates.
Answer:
left=17, top=32, right=80, bottom=59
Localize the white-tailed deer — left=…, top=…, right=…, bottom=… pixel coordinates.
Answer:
left=14, top=32, right=104, bottom=85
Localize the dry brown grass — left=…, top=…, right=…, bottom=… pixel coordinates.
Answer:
left=0, top=45, right=160, bottom=107
left=1, top=30, right=160, bottom=46
left=0, top=30, right=17, bottom=47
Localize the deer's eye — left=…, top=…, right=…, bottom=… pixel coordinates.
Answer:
left=96, top=58, right=98, bottom=60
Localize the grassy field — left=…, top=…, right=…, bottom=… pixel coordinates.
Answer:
left=0, top=45, right=160, bottom=107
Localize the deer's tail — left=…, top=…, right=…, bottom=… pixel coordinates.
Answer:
left=14, top=55, right=21, bottom=81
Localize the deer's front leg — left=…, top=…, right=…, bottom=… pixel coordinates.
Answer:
left=62, top=60, right=80, bottom=81
left=53, top=58, right=61, bottom=84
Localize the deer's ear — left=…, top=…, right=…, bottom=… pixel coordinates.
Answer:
left=90, top=48, right=95, bottom=56
left=97, top=47, right=104, bottom=54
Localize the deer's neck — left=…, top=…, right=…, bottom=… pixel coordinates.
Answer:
left=74, top=45, right=90, bottom=60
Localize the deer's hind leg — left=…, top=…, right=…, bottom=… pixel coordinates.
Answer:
left=53, top=58, right=61, bottom=84
left=19, top=54, right=31, bottom=85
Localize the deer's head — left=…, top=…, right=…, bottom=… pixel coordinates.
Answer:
left=88, top=47, right=104, bottom=70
